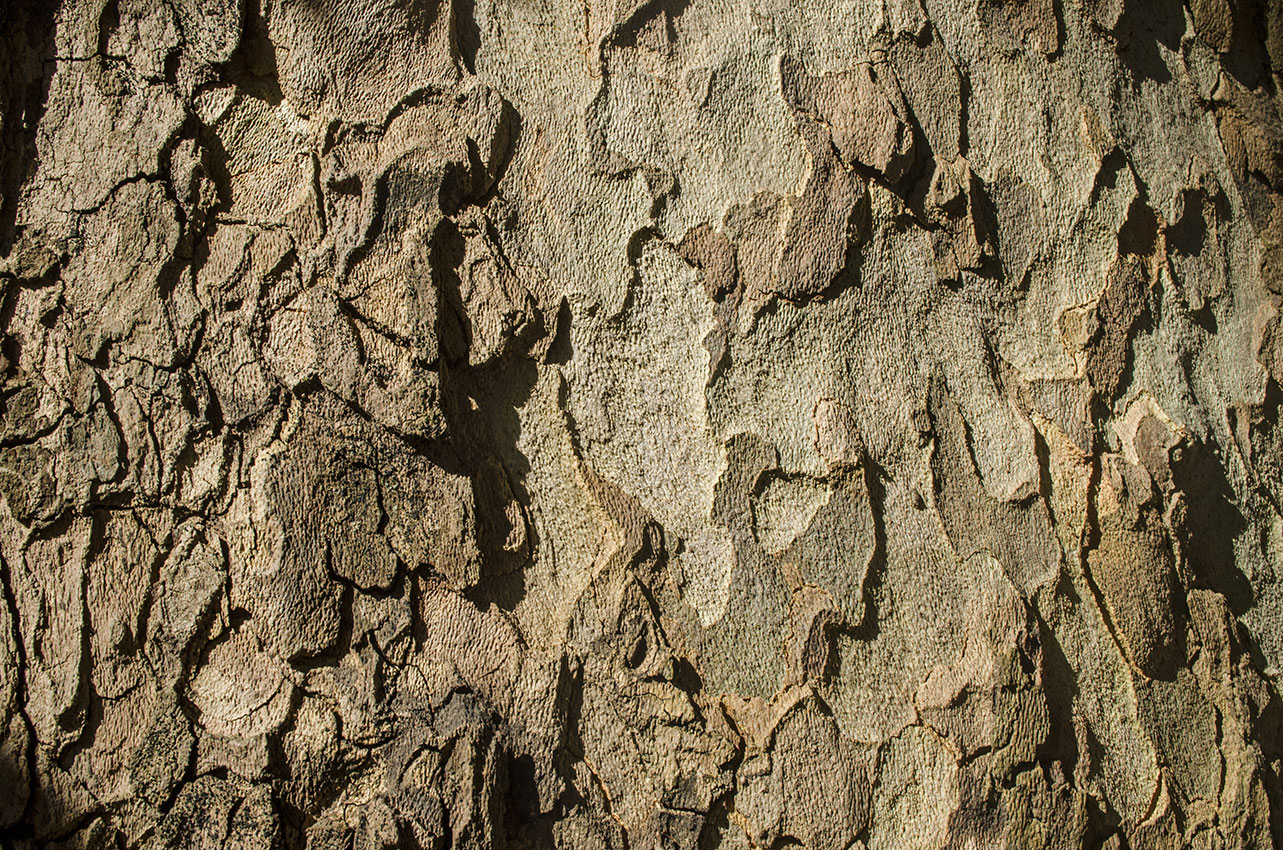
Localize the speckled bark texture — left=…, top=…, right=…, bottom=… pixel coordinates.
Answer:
left=1, top=0, right=1282, bottom=847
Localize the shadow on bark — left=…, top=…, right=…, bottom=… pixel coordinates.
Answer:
left=0, top=1, right=56, bottom=257
left=432, top=217, right=542, bottom=613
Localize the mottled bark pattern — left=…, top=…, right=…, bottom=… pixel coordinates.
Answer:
left=1, top=0, right=1283, bottom=847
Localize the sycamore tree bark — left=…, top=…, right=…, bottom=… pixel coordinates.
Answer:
left=1, top=0, right=1283, bottom=847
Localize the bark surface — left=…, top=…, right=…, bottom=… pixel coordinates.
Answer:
left=2, top=0, right=1283, bottom=847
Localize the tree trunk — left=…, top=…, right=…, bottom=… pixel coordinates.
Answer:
left=2, top=0, right=1282, bottom=847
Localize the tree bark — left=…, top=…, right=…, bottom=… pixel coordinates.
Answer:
left=2, top=0, right=1282, bottom=847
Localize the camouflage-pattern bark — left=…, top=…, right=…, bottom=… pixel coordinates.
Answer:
left=1, top=0, right=1282, bottom=847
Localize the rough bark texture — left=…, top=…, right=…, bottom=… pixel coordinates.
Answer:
left=1, top=0, right=1283, bottom=847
